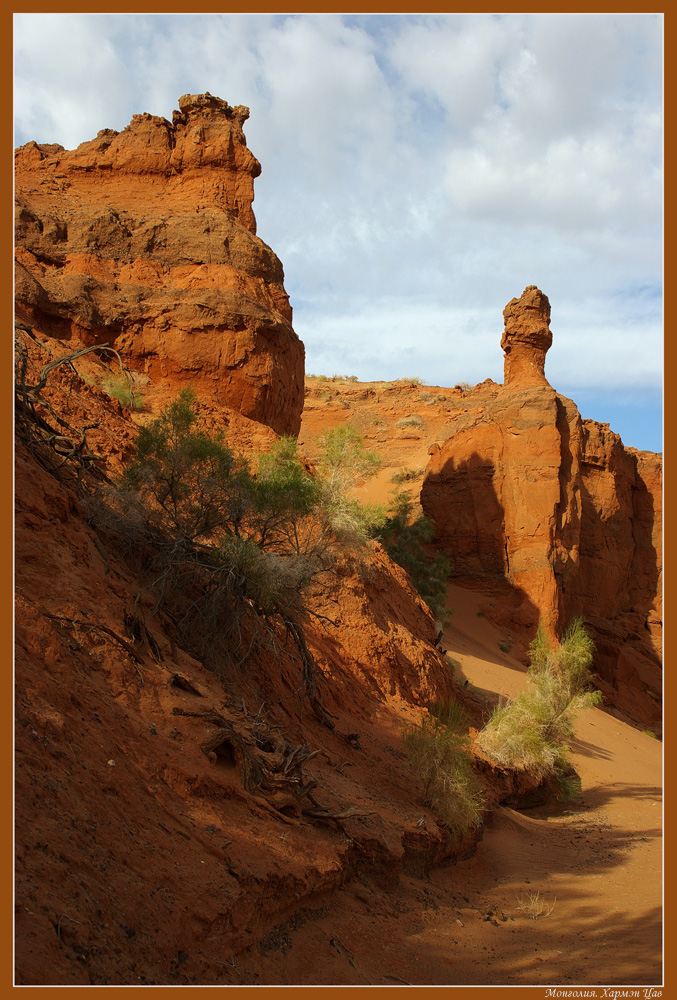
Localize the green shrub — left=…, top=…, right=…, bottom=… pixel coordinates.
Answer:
left=477, top=619, right=602, bottom=781
left=429, top=697, right=466, bottom=729
left=314, top=424, right=383, bottom=538
left=102, top=372, right=144, bottom=410
left=403, top=702, right=484, bottom=837
left=103, top=393, right=327, bottom=677
left=377, top=491, right=451, bottom=623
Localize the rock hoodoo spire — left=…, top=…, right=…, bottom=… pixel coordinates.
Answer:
left=501, top=285, right=552, bottom=388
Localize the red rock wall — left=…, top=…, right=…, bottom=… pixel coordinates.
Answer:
left=421, top=289, right=662, bottom=728
left=14, top=93, right=304, bottom=437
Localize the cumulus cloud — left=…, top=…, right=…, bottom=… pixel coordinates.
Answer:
left=13, top=12, right=663, bottom=450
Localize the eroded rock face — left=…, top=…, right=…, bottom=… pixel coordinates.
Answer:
left=421, top=288, right=662, bottom=728
left=501, top=284, right=552, bottom=387
left=14, top=93, right=304, bottom=437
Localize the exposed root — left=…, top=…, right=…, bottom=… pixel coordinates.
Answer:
left=123, top=610, right=163, bottom=663
left=14, top=325, right=130, bottom=485
left=42, top=613, right=146, bottom=685
left=171, top=706, right=369, bottom=825
left=173, top=707, right=320, bottom=819
left=281, top=611, right=337, bottom=731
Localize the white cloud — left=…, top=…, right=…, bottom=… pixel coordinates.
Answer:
left=296, top=292, right=662, bottom=396
left=12, top=12, right=663, bottom=449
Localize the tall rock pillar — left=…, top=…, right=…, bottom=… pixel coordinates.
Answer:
left=501, top=285, right=552, bottom=387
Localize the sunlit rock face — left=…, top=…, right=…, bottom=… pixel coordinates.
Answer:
left=421, top=287, right=662, bottom=728
left=14, top=92, right=305, bottom=437
left=501, top=284, right=553, bottom=388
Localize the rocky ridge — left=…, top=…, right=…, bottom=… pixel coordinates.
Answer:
left=14, top=92, right=303, bottom=438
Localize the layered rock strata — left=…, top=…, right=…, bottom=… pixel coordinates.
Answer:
left=421, top=287, right=662, bottom=727
left=14, top=92, right=304, bottom=437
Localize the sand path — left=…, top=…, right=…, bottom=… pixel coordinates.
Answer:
left=417, top=583, right=664, bottom=986
left=236, top=582, right=662, bottom=986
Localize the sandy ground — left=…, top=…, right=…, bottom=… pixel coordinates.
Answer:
left=226, top=582, right=662, bottom=987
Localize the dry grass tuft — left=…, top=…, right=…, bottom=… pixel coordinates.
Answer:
left=516, top=891, right=556, bottom=920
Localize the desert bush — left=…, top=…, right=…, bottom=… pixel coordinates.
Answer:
left=428, top=697, right=466, bottom=729
left=314, top=424, right=384, bottom=539
left=477, top=619, right=602, bottom=780
left=395, top=414, right=425, bottom=429
left=108, top=395, right=387, bottom=666
left=94, top=390, right=374, bottom=728
left=394, top=376, right=425, bottom=385
left=102, top=372, right=144, bottom=411
left=377, top=491, right=451, bottom=623
left=403, top=702, right=484, bottom=837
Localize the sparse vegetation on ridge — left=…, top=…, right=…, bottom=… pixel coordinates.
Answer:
left=92, top=392, right=384, bottom=728
left=395, top=414, right=425, bottom=429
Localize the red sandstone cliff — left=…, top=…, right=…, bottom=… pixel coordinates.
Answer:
left=14, top=92, right=304, bottom=438
left=14, top=97, right=479, bottom=984
left=421, top=287, right=662, bottom=728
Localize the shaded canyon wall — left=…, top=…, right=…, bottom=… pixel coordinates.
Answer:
left=421, top=287, right=662, bottom=727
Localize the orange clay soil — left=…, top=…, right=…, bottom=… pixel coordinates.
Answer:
left=15, top=363, right=662, bottom=986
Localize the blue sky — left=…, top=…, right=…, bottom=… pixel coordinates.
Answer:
left=14, top=13, right=663, bottom=452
